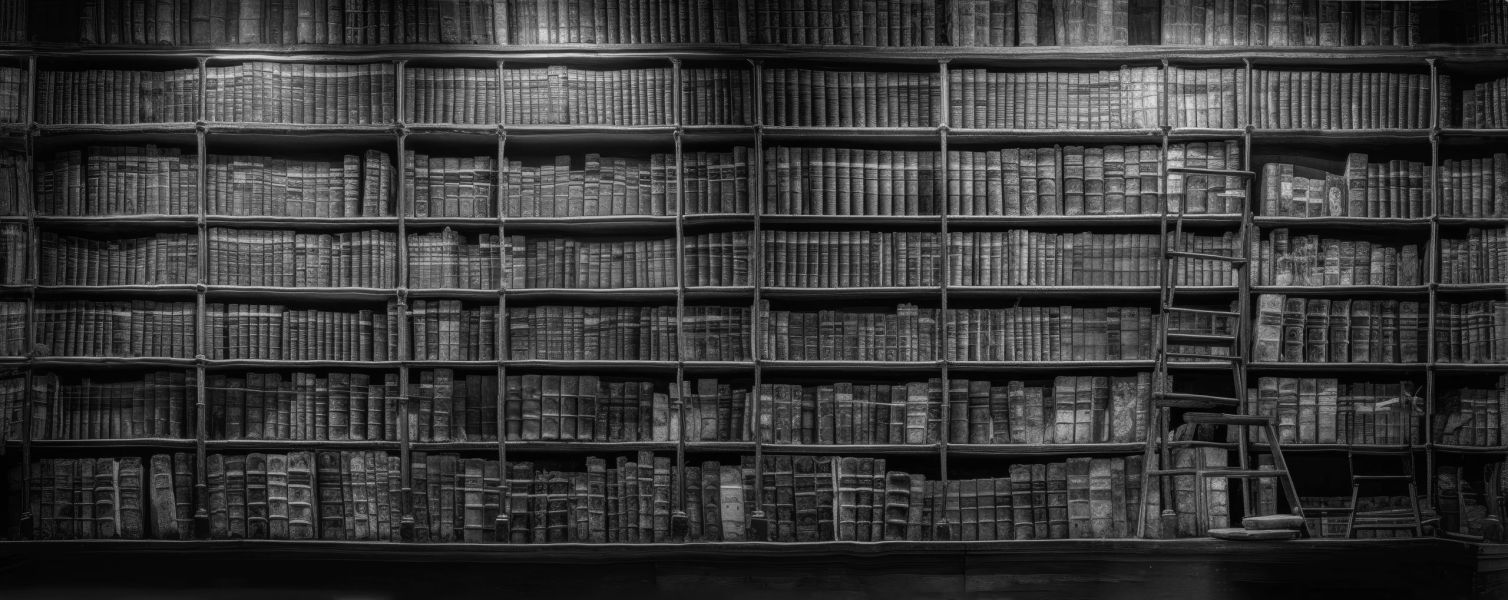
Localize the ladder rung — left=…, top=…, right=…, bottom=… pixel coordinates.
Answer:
left=1154, top=392, right=1241, bottom=409
left=1163, top=306, right=1240, bottom=318
left=1302, top=507, right=1354, bottom=514
left=1352, top=475, right=1415, bottom=482
left=1200, top=469, right=1289, bottom=478
left=1165, top=332, right=1238, bottom=344
left=1168, top=166, right=1258, bottom=178
left=1184, top=413, right=1272, bottom=427
left=1165, top=352, right=1242, bottom=362
left=1166, top=250, right=1249, bottom=264
left=1146, top=469, right=1199, bottom=477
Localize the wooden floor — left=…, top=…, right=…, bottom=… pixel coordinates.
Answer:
left=0, top=538, right=1500, bottom=600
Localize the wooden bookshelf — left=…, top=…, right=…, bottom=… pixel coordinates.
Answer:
left=0, top=3, right=1506, bottom=552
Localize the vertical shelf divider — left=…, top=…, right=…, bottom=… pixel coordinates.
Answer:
left=394, top=58, right=415, bottom=543
left=16, top=53, right=36, bottom=539
left=494, top=64, right=511, bottom=541
left=747, top=58, right=769, bottom=543
left=670, top=56, right=691, bottom=541
left=934, top=57, right=952, bottom=542
left=192, top=55, right=211, bottom=539
left=1424, top=57, right=1440, bottom=511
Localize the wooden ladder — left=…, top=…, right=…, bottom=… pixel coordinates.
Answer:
left=1136, top=164, right=1307, bottom=538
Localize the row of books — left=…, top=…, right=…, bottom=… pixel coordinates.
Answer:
left=946, top=67, right=1161, bottom=129
left=1253, top=296, right=1425, bottom=364
left=30, top=145, right=1505, bottom=221
left=41, top=0, right=512, bottom=46
left=18, top=65, right=1499, bottom=130
left=1434, top=376, right=1508, bottom=447
left=1254, top=230, right=1423, bottom=287
left=407, top=152, right=497, bottom=218
left=763, top=68, right=938, bottom=128
left=0, top=154, right=24, bottom=216
left=507, top=232, right=752, bottom=289
left=1259, top=156, right=1429, bottom=219
left=35, top=147, right=202, bottom=217
left=36, top=69, right=200, bottom=125
left=27, top=372, right=194, bottom=441
left=1434, top=301, right=1508, bottom=364
left=40, top=235, right=186, bottom=290
left=1250, top=377, right=1421, bottom=446
left=405, top=68, right=501, bottom=125
left=202, top=62, right=398, bottom=125
left=208, top=372, right=402, bottom=442
left=763, top=231, right=938, bottom=288
left=682, top=68, right=757, bottom=127
left=206, top=303, right=398, bottom=361
left=207, top=229, right=399, bottom=288
left=503, top=66, right=673, bottom=126
left=1, top=223, right=23, bottom=284
left=755, top=0, right=943, bottom=46
left=27, top=454, right=195, bottom=540
left=1459, top=78, right=1508, bottom=129
left=1439, top=229, right=1508, bottom=285
left=1440, top=155, right=1508, bottom=218
left=24, top=0, right=1508, bottom=49
left=0, top=302, right=22, bottom=355
left=500, top=0, right=742, bottom=45
left=209, top=150, right=396, bottom=217
left=1159, top=0, right=1422, bottom=47
left=944, top=230, right=1238, bottom=287
left=407, top=230, right=503, bottom=290
left=506, top=305, right=752, bottom=362
left=758, top=303, right=1161, bottom=362
left=1250, top=70, right=1440, bottom=130
left=0, top=67, right=20, bottom=123
left=405, top=300, right=497, bottom=361
left=33, top=301, right=198, bottom=359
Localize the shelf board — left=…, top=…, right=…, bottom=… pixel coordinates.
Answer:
left=504, top=360, right=681, bottom=372
left=1435, top=283, right=1508, bottom=295
left=1429, top=444, right=1508, bottom=454
left=761, top=360, right=943, bottom=373
left=403, top=217, right=501, bottom=228
left=406, top=288, right=500, bottom=301
left=204, top=359, right=403, bottom=369
left=1247, top=362, right=1429, bottom=372
left=36, top=122, right=199, bottom=134
left=1431, top=363, right=1508, bottom=373
left=28, top=438, right=197, bottom=450
left=202, top=216, right=399, bottom=227
left=503, top=215, right=678, bottom=233
left=505, top=287, right=680, bottom=302
left=1438, top=128, right=1508, bottom=139
left=202, top=286, right=397, bottom=302
left=405, top=360, right=502, bottom=370
left=762, top=443, right=942, bottom=456
left=1249, top=128, right=1432, bottom=142
left=946, top=442, right=1144, bottom=457
left=760, top=214, right=941, bottom=226
left=761, top=286, right=942, bottom=300
left=35, top=215, right=199, bottom=226
left=1437, top=217, right=1508, bottom=226
left=204, top=439, right=403, bottom=450
left=949, top=360, right=1157, bottom=371
left=683, top=286, right=757, bottom=301
left=1252, top=217, right=1432, bottom=230
left=1250, top=285, right=1430, bottom=297
left=682, top=213, right=756, bottom=228
left=206, top=122, right=398, bottom=135
left=30, top=356, right=198, bottom=368
left=947, top=214, right=1241, bottom=227
left=403, top=123, right=498, bottom=136
left=946, top=128, right=1163, bottom=143
left=1261, top=443, right=1420, bottom=454
left=947, top=285, right=1233, bottom=299
left=34, top=284, right=198, bottom=297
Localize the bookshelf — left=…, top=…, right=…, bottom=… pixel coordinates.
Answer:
left=0, top=1, right=1504, bottom=550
